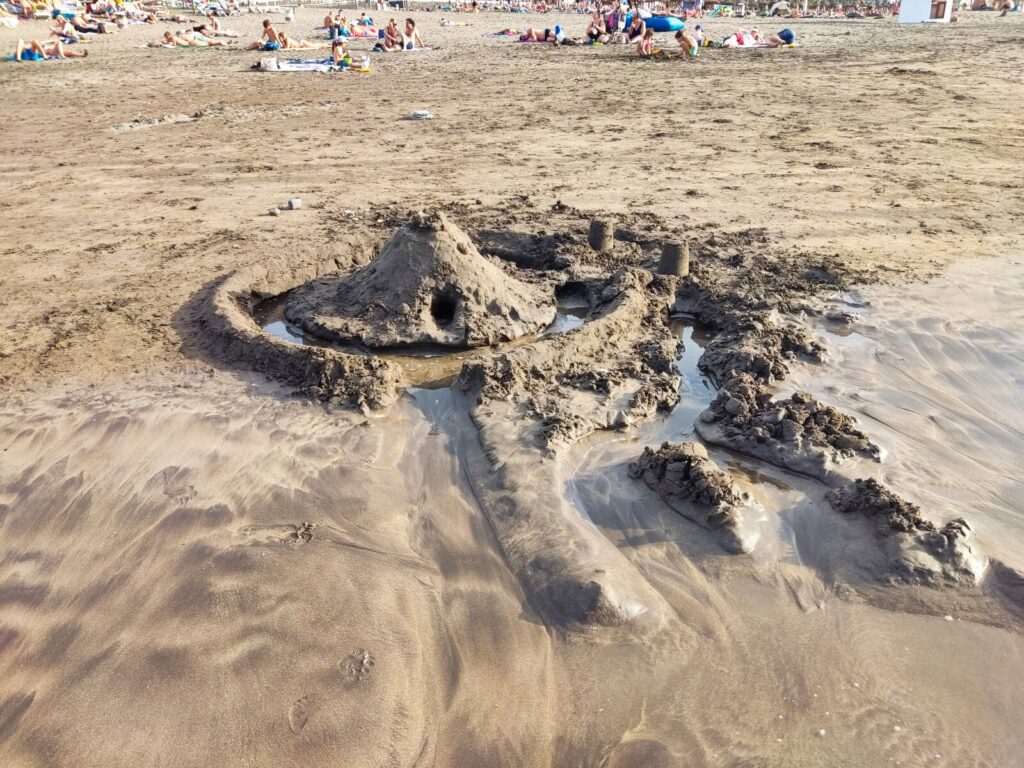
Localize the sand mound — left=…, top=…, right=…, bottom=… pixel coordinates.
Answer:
left=629, top=441, right=761, bottom=554
left=285, top=211, right=555, bottom=348
left=828, top=478, right=987, bottom=586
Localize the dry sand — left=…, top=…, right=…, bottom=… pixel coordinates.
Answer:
left=2, top=7, right=1024, bottom=767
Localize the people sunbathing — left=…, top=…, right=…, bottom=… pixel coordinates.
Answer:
left=193, top=12, right=237, bottom=38
left=375, top=17, right=423, bottom=51
left=401, top=17, right=424, bottom=49
left=12, top=38, right=88, bottom=59
left=277, top=31, right=322, bottom=49
left=376, top=17, right=401, bottom=50
left=151, top=29, right=230, bottom=47
left=518, top=26, right=558, bottom=42
left=765, top=28, right=795, bottom=46
left=246, top=19, right=281, bottom=50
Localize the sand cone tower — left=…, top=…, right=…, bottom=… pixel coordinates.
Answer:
left=286, top=211, right=555, bottom=348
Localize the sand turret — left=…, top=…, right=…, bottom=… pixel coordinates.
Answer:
left=285, top=211, right=555, bottom=348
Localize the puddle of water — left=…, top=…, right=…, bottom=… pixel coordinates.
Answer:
left=253, top=293, right=594, bottom=390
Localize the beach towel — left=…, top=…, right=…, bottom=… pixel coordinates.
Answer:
left=256, top=56, right=368, bottom=72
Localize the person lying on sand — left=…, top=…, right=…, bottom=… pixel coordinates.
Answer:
left=13, top=38, right=88, bottom=59
left=9, top=0, right=36, bottom=20
left=247, top=19, right=281, bottom=50
left=194, top=12, right=238, bottom=38
left=764, top=27, right=795, bottom=46
left=721, top=29, right=763, bottom=48
left=519, top=26, right=558, bottom=42
left=152, top=30, right=228, bottom=47
left=277, top=32, right=323, bottom=49
left=674, top=29, right=699, bottom=58
left=50, top=18, right=86, bottom=43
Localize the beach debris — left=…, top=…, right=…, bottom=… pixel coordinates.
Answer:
left=268, top=207, right=281, bottom=217
left=407, top=109, right=433, bottom=120
left=629, top=441, right=761, bottom=553
left=587, top=218, right=615, bottom=252
left=287, top=198, right=303, bottom=210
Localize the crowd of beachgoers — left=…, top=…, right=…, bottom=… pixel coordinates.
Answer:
left=2, top=0, right=1019, bottom=61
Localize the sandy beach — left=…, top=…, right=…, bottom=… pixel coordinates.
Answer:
left=1, top=6, right=1023, bottom=767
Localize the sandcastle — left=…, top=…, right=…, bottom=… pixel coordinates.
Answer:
left=285, top=211, right=556, bottom=348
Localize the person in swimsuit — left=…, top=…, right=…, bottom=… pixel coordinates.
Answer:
left=585, top=11, right=608, bottom=43
left=625, top=14, right=645, bottom=44
left=278, top=32, right=321, bottom=49
left=377, top=17, right=401, bottom=50
left=765, top=27, right=795, bottom=46
left=674, top=28, right=699, bottom=58
left=519, top=26, right=557, bottom=42
left=246, top=19, right=281, bottom=50
left=13, top=38, right=88, bottom=59
left=401, top=17, right=423, bottom=49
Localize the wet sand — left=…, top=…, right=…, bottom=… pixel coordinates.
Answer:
left=1, top=7, right=1024, bottom=768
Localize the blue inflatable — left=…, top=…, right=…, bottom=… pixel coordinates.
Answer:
left=624, top=13, right=685, bottom=32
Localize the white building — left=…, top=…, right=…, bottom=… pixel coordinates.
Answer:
left=899, top=0, right=953, bottom=22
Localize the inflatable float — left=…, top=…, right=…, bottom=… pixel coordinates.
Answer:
left=624, top=13, right=685, bottom=32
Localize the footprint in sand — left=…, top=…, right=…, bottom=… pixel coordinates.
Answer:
left=159, top=466, right=197, bottom=505
left=287, top=694, right=318, bottom=735
left=339, top=649, right=375, bottom=684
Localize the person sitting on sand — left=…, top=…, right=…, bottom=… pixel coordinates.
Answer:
left=331, top=35, right=348, bottom=65
left=12, top=37, right=88, bottom=59
left=624, top=13, right=645, bottom=44
left=692, top=22, right=708, bottom=46
left=401, top=17, right=423, bottom=49
left=357, top=12, right=374, bottom=25
left=636, top=27, right=658, bottom=56
left=585, top=11, right=609, bottom=43
left=674, top=28, right=699, bottom=58
left=764, top=27, right=795, bottom=46
left=247, top=19, right=281, bottom=50
left=377, top=17, right=401, bottom=50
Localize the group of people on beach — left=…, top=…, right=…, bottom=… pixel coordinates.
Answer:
left=515, top=3, right=794, bottom=56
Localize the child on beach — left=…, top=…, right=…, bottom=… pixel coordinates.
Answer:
left=674, top=28, right=699, bottom=58
left=636, top=27, right=657, bottom=56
